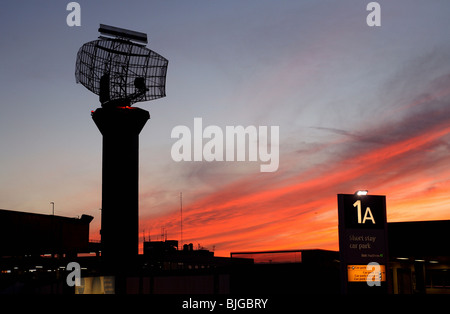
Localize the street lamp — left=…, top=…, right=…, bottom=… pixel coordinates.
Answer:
left=50, top=202, right=54, bottom=215
left=355, top=190, right=368, bottom=196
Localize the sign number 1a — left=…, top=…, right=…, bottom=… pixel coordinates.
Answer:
left=353, top=200, right=375, bottom=224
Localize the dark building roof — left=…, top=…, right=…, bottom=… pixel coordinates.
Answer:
left=0, top=209, right=93, bottom=257
left=388, top=220, right=450, bottom=261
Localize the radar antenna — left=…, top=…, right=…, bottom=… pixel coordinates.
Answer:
left=75, top=24, right=168, bottom=108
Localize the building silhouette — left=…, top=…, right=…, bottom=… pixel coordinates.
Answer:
left=0, top=209, right=93, bottom=258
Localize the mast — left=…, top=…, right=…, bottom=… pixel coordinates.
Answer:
left=180, top=192, right=183, bottom=249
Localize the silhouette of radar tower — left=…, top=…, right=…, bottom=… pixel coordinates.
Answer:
left=74, top=25, right=168, bottom=292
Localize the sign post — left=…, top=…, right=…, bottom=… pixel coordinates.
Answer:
left=338, top=193, right=389, bottom=294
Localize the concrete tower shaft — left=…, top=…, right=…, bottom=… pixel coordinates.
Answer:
left=92, top=106, right=149, bottom=271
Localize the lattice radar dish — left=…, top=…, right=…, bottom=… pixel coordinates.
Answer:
left=75, top=24, right=168, bottom=107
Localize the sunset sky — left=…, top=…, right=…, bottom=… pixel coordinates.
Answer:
left=1, top=1, right=450, bottom=257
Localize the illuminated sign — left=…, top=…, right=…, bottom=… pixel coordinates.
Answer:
left=347, top=264, right=386, bottom=283
left=339, top=194, right=386, bottom=230
left=338, top=194, right=389, bottom=293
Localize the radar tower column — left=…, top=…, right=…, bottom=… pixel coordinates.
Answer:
left=92, top=106, right=149, bottom=292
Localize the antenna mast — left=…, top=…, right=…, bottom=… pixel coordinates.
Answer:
left=180, top=192, right=183, bottom=249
